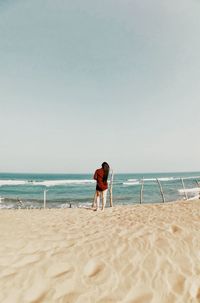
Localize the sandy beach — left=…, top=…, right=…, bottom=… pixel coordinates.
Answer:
left=0, top=200, right=200, bottom=303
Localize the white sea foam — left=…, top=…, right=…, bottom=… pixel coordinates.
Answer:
left=0, top=179, right=95, bottom=187
left=144, top=177, right=178, bottom=181
left=143, top=178, right=156, bottom=181
left=0, top=180, right=28, bottom=186
left=157, top=177, right=175, bottom=181
left=127, top=177, right=178, bottom=183
left=123, top=181, right=140, bottom=186
left=179, top=187, right=200, bottom=194
left=188, top=195, right=200, bottom=200
left=182, top=176, right=200, bottom=180
left=127, top=179, right=138, bottom=182
left=126, top=176, right=199, bottom=184
left=124, top=177, right=176, bottom=185
left=0, top=204, right=15, bottom=209
left=60, top=203, right=72, bottom=208
left=32, top=180, right=95, bottom=186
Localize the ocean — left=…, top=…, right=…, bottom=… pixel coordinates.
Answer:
left=0, top=172, right=200, bottom=209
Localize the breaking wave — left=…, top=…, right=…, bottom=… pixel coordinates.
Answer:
left=0, top=179, right=95, bottom=187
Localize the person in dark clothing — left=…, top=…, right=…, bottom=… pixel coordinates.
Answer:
left=93, top=162, right=110, bottom=211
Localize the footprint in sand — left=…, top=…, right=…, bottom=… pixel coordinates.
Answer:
left=170, top=224, right=182, bottom=234
left=171, top=274, right=186, bottom=295
left=84, top=259, right=105, bottom=278
left=81, top=257, right=119, bottom=291
left=188, top=276, right=200, bottom=300
left=82, top=258, right=111, bottom=287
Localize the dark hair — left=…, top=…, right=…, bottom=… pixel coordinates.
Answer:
left=102, top=162, right=110, bottom=183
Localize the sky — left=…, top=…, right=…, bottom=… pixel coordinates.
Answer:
left=0, top=0, right=200, bottom=173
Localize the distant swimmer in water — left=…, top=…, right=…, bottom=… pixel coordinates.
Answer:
left=93, top=162, right=110, bottom=211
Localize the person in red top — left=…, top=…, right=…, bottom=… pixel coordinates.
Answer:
left=93, top=162, right=110, bottom=211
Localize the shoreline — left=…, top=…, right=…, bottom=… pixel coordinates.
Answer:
left=1, top=171, right=200, bottom=208
left=0, top=200, right=200, bottom=302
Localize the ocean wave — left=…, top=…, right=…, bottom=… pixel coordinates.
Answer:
left=0, top=204, right=15, bottom=209
left=123, top=181, right=140, bottom=186
left=127, top=177, right=176, bottom=183
left=124, top=177, right=175, bottom=185
left=157, top=177, right=175, bottom=181
left=188, top=195, right=200, bottom=200
left=0, top=179, right=95, bottom=187
left=126, top=176, right=200, bottom=183
left=0, top=180, right=27, bottom=186
left=178, top=187, right=200, bottom=194
left=182, top=176, right=200, bottom=180
left=32, top=180, right=95, bottom=186
left=143, top=177, right=179, bottom=182
left=127, top=179, right=138, bottom=182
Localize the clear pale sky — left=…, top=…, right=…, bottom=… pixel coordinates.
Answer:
left=0, top=0, right=200, bottom=173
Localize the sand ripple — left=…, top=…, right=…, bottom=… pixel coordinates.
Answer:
left=0, top=200, right=200, bottom=302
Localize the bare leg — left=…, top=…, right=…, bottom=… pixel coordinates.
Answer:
left=101, top=190, right=107, bottom=211
left=94, top=191, right=100, bottom=211
left=92, top=191, right=97, bottom=208
left=101, top=191, right=104, bottom=211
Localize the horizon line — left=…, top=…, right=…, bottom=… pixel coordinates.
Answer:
left=1, top=170, right=200, bottom=175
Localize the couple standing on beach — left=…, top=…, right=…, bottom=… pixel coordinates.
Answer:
left=93, top=162, right=110, bottom=211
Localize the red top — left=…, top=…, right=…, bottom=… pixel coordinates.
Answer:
left=93, top=168, right=108, bottom=191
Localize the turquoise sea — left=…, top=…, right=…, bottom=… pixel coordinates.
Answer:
left=0, top=172, right=200, bottom=209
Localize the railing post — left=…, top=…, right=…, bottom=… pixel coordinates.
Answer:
left=156, top=178, right=165, bottom=203
left=109, top=170, right=114, bottom=207
left=140, top=177, right=144, bottom=204
left=181, top=178, right=188, bottom=200
left=44, top=188, right=48, bottom=208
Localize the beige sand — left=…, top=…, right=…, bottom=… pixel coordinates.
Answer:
left=0, top=200, right=200, bottom=303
